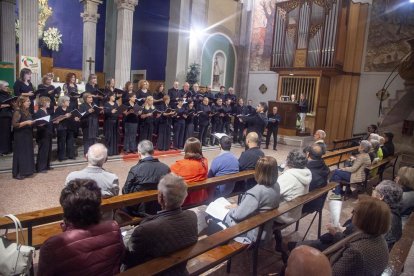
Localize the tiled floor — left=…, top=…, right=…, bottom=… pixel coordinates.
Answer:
left=1, top=143, right=413, bottom=275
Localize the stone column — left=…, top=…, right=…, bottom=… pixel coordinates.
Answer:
left=18, top=0, right=39, bottom=85
left=80, top=0, right=102, bottom=82
left=114, top=0, right=138, bottom=88
left=0, top=0, right=16, bottom=77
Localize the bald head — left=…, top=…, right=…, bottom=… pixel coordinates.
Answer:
left=285, top=246, right=332, bottom=276
left=246, top=132, right=259, bottom=148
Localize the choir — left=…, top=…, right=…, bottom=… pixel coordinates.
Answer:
left=1, top=69, right=271, bottom=180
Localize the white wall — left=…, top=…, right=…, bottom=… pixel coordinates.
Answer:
left=353, top=72, right=405, bottom=133
left=247, top=71, right=278, bottom=105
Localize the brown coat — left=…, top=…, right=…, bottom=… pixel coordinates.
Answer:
left=123, top=208, right=198, bottom=275
left=330, top=232, right=389, bottom=276
left=342, top=153, right=371, bottom=183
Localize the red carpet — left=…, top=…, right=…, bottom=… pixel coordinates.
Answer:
left=121, top=149, right=182, bottom=160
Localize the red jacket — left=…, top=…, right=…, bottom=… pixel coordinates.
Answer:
left=37, top=220, right=124, bottom=276
left=170, top=157, right=209, bottom=205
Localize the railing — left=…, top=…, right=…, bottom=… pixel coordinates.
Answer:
left=279, top=76, right=318, bottom=114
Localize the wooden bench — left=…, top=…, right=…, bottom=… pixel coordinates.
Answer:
left=322, top=146, right=359, bottom=169
left=119, top=183, right=337, bottom=276
left=383, top=213, right=414, bottom=275
left=331, top=136, right=363, bottom=150
left=0, top=170, right=255, bottom=248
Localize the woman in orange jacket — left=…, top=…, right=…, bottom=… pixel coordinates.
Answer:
left=170, top=137, right=209, bottom=206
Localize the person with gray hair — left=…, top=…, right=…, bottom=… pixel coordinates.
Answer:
left=65, top=143, right=119, bottom=209
left=313, top=129, right=327, bottom=154
left=122, top=140, right=170, bottom=216
left=123, top=173, right=198, bottom=274
left=330, top=140, right=372, bottom=199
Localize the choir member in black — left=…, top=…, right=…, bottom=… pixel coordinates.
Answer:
left=85, top=74, right=103, bottom=106
left=122, top=81, right=134, bottom=105
left=0, top=81, right=13, bottom=155
left=54, top=96, right=77, bottom=161
left=103, top=92, right=119, bottom=156
left=181, top=82, right=193, bottom=103
left=239, top=102, right=268, bottom=147
left=246, top=99, right=255, bottom=114
left=192, top=83, right=203, bottom=132
left=123, top=93, right=140, bottom=153
left=265, top=106, right=281, bottom=150
left=198, top=97, right=212, bottom=146
left=185, top=100, right=196, bottom=141
left=34, top=97, right=53, bottom=172
left=211, top=98, right=225, bottom=145
left=204, top=85, right=215, bottom=106
left=63, top=72, right=79, bottom=111
left=157, top=95, right=175, bottom=151
left=79, top=93, right=100, bottom=155
left=233, top=98, right=247, bottom=144
left=215, top=86, right=226, bottom=102
left=168, top=80, right=182, bottom=108
left=13, top=68, right=35, bottom=114
left=173, top=98, right=186, bottom=149
left=12, top=96, right=35, bottom=180
left=37, top=74, right=57, bottom=114
left=222, top=98, right=233, bottom=135
left=136, top=80, right=150, bottom=106
left=153, top=83, right=165, bottom=110
left=139, top=96, right=157, bottom=142
left=225, top=87, right=237, bottom=107
left=104, top=78, right=115, bottom=95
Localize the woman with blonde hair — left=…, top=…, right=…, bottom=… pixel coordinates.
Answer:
left=12, top=96, right=35, bottom=179
left=38, top=74, right=58, bottom=114
left=122, top=81, right=134, bottom=105
left=170, top=137, right=209, bottom=205
left=397, top=166, right=414, bottom=215
left=139, top=96, right=157, bottom=142
left=85, top=74, right=102, bottom=106
left=34, top=97, right=53, bottom=172
left=136, top=80, right=150, bottom=106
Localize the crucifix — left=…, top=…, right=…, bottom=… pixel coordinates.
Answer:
left=86, top=57, right=95, bottom=76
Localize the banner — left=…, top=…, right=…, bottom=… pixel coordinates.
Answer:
left=20, top=56, right=41, bottom=74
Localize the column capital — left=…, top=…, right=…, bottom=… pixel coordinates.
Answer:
left=115, top=0, right=138, bottom=11
left=80, top=0, right=102, bottom=23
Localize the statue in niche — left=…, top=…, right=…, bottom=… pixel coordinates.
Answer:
left=212, top=52, right=226, bottom=90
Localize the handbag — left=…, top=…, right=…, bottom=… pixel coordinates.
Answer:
left=0, top=214, right=35, bottom=276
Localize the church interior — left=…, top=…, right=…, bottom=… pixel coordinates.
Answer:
left=0, top=0, right=414, bottom=275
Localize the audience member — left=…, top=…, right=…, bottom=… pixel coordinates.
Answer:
left=369, top=139, right=383, bottom=163
left=170, top=137, right=209, bottom=205
left=330, top=140, right=371, bottom=199
left=330, top=198, right=390, bottom=276
left=208, top=156, right=280, bottom=243
left=123, top=174, right=198, bottom=274
left=65, top=143, right=119, bottom=219
left=363, top=124, right=378, bottom=140
left=313, top=129, right=327, bottom=155
left=275, top=149, right=311, bottom=224
left=302, top=144, right=330, bottom=214
left=397, top=166, right=414, bottom=216
left=372, top=180, right=403, bottom=249
left=382, top=132, right=395, bottom=158
left=237, top=132, right=265, bottom=191
left=38, top=179, right=124, bottom=276
left=123, top=140, right=170, bottom=216
left=208, top=136, right=239, bottom=197
left=285, top=245, right=332, bottom=276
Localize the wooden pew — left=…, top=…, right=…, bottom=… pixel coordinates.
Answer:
left=0, top=170, right=255, bottom=248
left=384, top=213, right=414, bottom=275
left=119, top=183, right=337, bottom=276
left=331, top=136, right=363, bottom=150
left=322, top=146, right=358, bottom=168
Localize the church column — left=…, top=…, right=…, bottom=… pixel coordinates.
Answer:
left=0, top=0, right=16, bottom=78
left=18, top=0, right=39, bottom=85
left=80, top=0, right=102, bottom=82
left=114, top=0, right=138, bottom=88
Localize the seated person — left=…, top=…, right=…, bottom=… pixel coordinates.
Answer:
left=313, top=129, right=327, bottom=155
left=208, top=135, right=239, bottom=197
left=302, top=144, right=330, bottom=214
left=207, top=156, right=280, bottom=243
left=170, top=137, right=209, bottom=206
left=362, top=124, right=378, bottom=140
left=38, top=179, right=124, bottom=276
left=122, top=140, right=170, bottom=216
left=123, top=173, right=198, bottom=274
left=397, top=166, right=414, bottom=216
left=330, top=140, right=371, bottom=199
left=382, top=132, right=395, bottom=158
left=329, top=198, right=390, bottom=276
left=236, top=132, right=265, bottom=191
left=285, top=245, right=332, bottom=276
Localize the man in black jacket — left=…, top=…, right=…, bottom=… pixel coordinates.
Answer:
left=168, top=81, right=183, bottom=109
left=123, top=140, right=170, bottom=216
left=239, top=102, right=268, bottom=147
left=302, top=144, right=330, bottom=214
left=266, top=106, right=281, bottom=150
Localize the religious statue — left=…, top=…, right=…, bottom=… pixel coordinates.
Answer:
left=212, top=52, right=226, bottom=90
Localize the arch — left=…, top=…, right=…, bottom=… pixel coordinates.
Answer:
left=201, top=33, right=236, bottom=90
